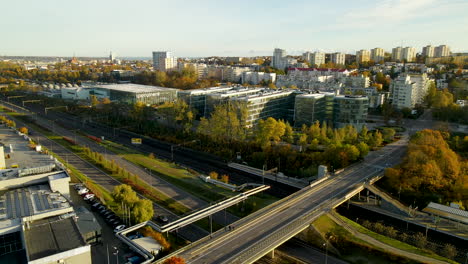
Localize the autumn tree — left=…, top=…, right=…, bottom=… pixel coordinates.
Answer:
left=209, top=171, right=219, bottom=180
left=382, top=129, right=466, bottom=207
left=19, top=127, right=28, bottom=134
left=163, top=256, right=186, bottom=264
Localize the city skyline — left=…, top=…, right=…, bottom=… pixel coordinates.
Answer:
left=1, top=0, right=467, bottom=57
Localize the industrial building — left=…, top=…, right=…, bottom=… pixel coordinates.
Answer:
left=61, top=83, right=178, bottom=105
left=0, top=125, right=94, bottom=264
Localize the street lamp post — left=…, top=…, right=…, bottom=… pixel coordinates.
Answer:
left=324, top=236, right=333, bottom=264
left=113, top=247, right=119, bottom=264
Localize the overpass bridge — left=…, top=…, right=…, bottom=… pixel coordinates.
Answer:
left=157, top=136, right=408, bottom=263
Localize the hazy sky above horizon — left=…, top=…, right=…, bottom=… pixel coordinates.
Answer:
left=1, top=0, right=467, bottom=57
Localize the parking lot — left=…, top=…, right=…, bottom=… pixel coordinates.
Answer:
left=70, top=184, right=135, bottom=264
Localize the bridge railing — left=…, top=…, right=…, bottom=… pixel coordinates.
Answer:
left=225, top=171, right=384, bottom=263
left=154, top=183, right=319, bottom=263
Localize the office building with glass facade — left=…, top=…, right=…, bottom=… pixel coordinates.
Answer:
left=89, top=84, right=178, bottom=105
left=232, top=90, right=296, bottom=127
left=177, top=86, right=234, bottom=117
left=332, top=95, right=369, bottom=130
left=294, top=93, right=334, bottom=127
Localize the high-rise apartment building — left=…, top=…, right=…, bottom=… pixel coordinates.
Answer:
left=402, top=47, right=416, bottom=62
left=356, top=50, right=370, bottom=63
left=272, top=48, right=287, bottom=69
left=302, top=52, right=312, bottom=62
left=392, top=47, right=403, bottom=61
left=435, top=45, right=451, bottom=57
left=370, top=48, right=385, bottom=62
left=152, top=51, right=177, bottom=71
left=422, top=45, right=435, bottom=58
left=390, top=73, right=433, bottom=109
left=310, top=52, right=325, bottom=67
left=330, top=52, right=346, bottom=65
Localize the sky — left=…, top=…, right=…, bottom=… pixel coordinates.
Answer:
left=1, top=0, right=467, bottom=57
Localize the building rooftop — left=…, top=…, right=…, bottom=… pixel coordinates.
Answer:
left=0, top=126, right=55, bottom=171
left=178, top=86, right=233, bottom=95
left=296, top=92, right=335, bottom=98
left=132, top=237, right=163, bottom=254
left=24, top=217, right=86, bottom=261
left=334, top=95, right=368, bottom=100
left=288, top=68, right=350, bottom=72
left=423, top=202, right=468, bottom=224
left=93, top=83, right=178, bottom=93
left=74, top=206, right=101, bottom=235
left=0, top=184, right=71, bottom=221
left=233, top=89, right=294, bottom=101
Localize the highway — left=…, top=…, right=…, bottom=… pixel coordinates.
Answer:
left=0, top=100, right=243, bottom=228
left=167, top=135, right=408, bottom=263
left=3, top=96, right=298, bottom=197
left=0, top=105, right=209, bottom=242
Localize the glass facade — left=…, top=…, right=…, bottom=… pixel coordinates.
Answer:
left=233, top=91, right=296, bottom=127
left=333, top=95, right=369, bottom=130
left=89, top=84, right=178, bottom=105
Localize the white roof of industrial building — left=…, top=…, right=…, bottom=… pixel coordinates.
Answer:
left=93, top=84, right=178, bottom=93
left=423, top=202, right=468, bottom=224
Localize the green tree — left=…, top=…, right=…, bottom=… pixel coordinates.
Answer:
left=112, top=184, right=139, bottom=205
left=356, top=142, right=369, bottom=159
left=282, top=121, right=294, bottom=144
left=255, top=117, right=286, bottom=149
left=131, top=199, right=154, bottom=223
left=381, top=128, right=396, bottom=142
left=90, top=94, right=99, bottom=107
left=441, top=243, right=457, bottom=260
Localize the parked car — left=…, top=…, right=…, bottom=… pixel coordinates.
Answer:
left=157, top=215, right=169, bottom=224
left=110, top=220, right=122, bottom=228
left=101, top=210, right=113, bottom=217
left=84, top=194, right=95, bottom=200
left=86, top=198, right=96, bottom=204
left=113, top=225, right=126, bottom=233
left=73, top=184, right=84, bottom=190
left=77, top=188, right=89, bottom=195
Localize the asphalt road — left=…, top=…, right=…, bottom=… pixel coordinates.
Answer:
left=174, top=134, right=408, bottom=263
left=1, top=106, right=209, bottom=242
left=4, top=97, right=297, bottom=197
left=0, top=100, right=241, bottom=227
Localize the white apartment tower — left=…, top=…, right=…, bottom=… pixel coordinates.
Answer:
left=390, top=73, right=433, bottom=109
left=356, top=50, right=370, bottom=63
left=272, top=48, right=287, bottom=69
left=392, top=47, right=403, bottom=61
left=310, top=52, right=325, bottom=67
left=435, top=45, right=451, bottom=57
left=402, top=47, right=416, bottom=62
left=302, top=52, right=312, bottom=62
left=152, top=51, right=178, bottom=71
left=422, top=45, right=435, bottom=58
left=330, top=52, right=345, bottom=65
left=370, top=48, right=385, bottom=62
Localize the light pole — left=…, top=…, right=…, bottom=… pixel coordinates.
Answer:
left=113, top=247, right=119, bottom=264
left=324, top=236, right=333, bottom=264
left=262, top=164, right=266, bottom=185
